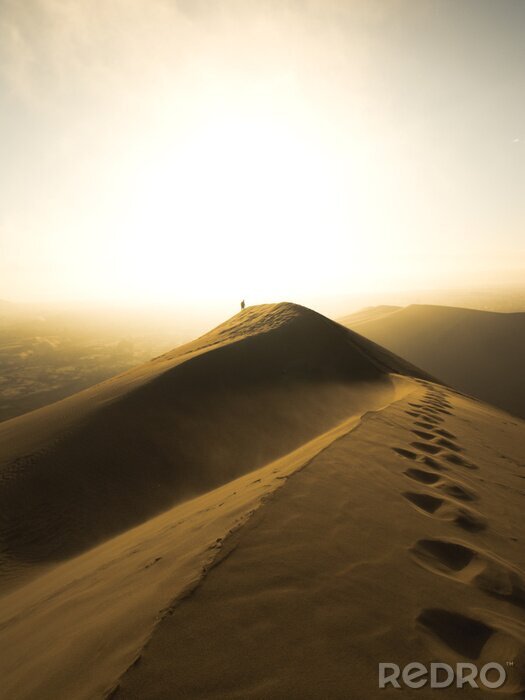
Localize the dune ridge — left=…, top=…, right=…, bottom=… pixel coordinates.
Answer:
left=0, top=302, right=523, bottom=699
left=112, top=380, right=525, bottom=700
left=111, top=380, right=525, bottom=699
left=0, top=303, right=431, bottom=581
left=0, top=377, right=411, bottom=700
left=340, top=303, right=525, bottom=418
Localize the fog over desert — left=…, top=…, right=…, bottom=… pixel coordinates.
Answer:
left=0, top=0, right=524, bottom=698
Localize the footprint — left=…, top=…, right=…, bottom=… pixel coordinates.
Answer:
left=412, top=539, right=525, bottom=609
left=403, top=492, right=486, bottom=531
left=409, top=402, right=424, bottom=408
left=420, top=414, right=443, bottom=425
left=417, top=608, right=493, bottom=659
left=393, top=447, right=418, bottom=460
left=425, top=398, right=453, bottom=410
left=414, top=421, right=437, bottom=430
left=422, top=406, right=440, bottom=414
left=405, top=465, right=477, bottom=501
left=411, top=441, right=442, bottom=455
left=417, top=608, right=525, bottom=691
left=405, top=410, right=421, bottom=418
left=419, top=456, right=448, bottom=471
left=435, top=428, right=457, bottom=440
left=426, top=399, right=452, bottom=409
left=403, top=491, right=443, bottom=513
left=444, top=453, right=478, bottom=470
left=404, top=468, right=441, bottom=485
left=438, top=482, right=477, bottom=501
left=454, top=510, right=487, bottom=532
left=411, top=539, right=475, bottom=572
left=412, top=430, right=436, bottom=441
left=437, top=438, right=462, bottom=452
left=420, top=411, right=444, bottom=423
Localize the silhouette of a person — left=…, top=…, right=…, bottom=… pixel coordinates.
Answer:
left=240, top=299, right=245, bottom=310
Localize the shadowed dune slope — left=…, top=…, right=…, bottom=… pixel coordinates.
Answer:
left=340, top=304, right=525, bottom=418
left=0, top=302, right=432, bottom=575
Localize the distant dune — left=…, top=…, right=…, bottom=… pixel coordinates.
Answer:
left=0, top=303, right=524, bottom=699
left=0, top=307, right=187, bottom=423
left=340, top=304, right=525, bottom=419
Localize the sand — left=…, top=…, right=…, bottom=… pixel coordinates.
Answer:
left=340, top=304, right=525, bottom=419
left=0, top=303, right=524, bottom=699
left=0, top=303, right=429, bottom=581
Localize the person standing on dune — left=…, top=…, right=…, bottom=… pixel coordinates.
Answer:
left=240, top=299, right=245, bottom=310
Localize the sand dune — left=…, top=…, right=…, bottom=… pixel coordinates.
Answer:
left=0, top=303, right=523, bottom=699
left=112, top=383, right=525, bottom=699
left=340, top=304, right=525, bottom=419
left=0, top=303, right=430, bottom=582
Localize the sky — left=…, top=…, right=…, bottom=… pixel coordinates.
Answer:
left=0, top=0, right=524, bottom=310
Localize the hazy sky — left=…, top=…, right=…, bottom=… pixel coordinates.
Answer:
left=0, top=0, right=524, bottom=307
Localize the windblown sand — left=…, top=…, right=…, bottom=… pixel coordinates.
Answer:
left=0, top=303, right=523, bottom=699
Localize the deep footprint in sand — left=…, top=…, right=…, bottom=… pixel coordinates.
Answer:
left=435, top=428, right=457, bottom=440
left=424, top=402, right=453, bottom=414
left=412, top=430, right=436, bottom=441
left=437, top=482, right=477, bottom=501
left=422, top=406, right=440, bottom=415
left=420, top=411, right=444, bottom=423
left=417, top=608, right=525, bottom=691
left=403, top=491, right=443, bottom=513
left=417, top=608, right=493, bottom=659
left=444, top=453, right=479, bottom=470
left=404, top=468, right=441, bottom=485
left=402, top=492, right=486, bottom=531
left=420, top=415, right=443, bottom=425
left=427, top=401, right=453, bottom=409
left=404, top=467, right=477, bottom=500
left=422, top=409, right=443, bottom=418
left=412, top=539, right=474, bottom=572
left=454, top=510, right=487, bottom=532
left=411, top=441, right=442, bottom=455
left=419, top=455, right=448, bottom=471
left=414, top=421, right=437, bottom=430
left=424, top=397, right=453, bottom=410
left=411, top=539, right=525, bottom=609
left=393, top=447, right=418, bottom=460
left=437, top=438, right=462, bottom=452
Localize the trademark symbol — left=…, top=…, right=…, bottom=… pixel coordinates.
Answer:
left=506, top=661, right=514, bottom=667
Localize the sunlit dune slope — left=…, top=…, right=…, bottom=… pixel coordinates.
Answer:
left=340, top=304, right=525, bottom=419
left=0, top=302, right=432, bottom=575
left=111, top=382, right=525, bottom=700
left=0, top=306, right=523, bottom=700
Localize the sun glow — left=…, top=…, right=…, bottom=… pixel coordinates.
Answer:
left=112, top=100, right=362, bottom=304
left=2, top=0, right=522, bottom=308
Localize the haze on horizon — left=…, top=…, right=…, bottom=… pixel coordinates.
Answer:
left=0, top=0, right=524, bottom=310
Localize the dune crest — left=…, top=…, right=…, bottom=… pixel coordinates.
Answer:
left=0, top=303, right=429, bottom=579
left=111, top=380, right=525, bottom=699
left=340, top=303, right=525, bottom=418
left=1, top=303, right=523, bottom=699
